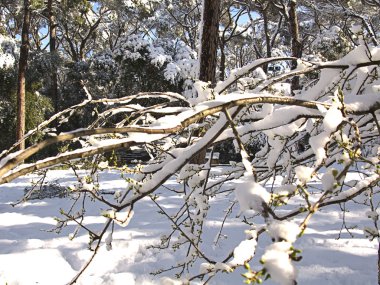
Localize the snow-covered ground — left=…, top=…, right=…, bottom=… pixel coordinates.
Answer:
left=0, top=169, right=377, bottom=285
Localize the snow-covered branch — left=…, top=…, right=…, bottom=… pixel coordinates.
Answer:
left=1, top=44, right=380, bottom=285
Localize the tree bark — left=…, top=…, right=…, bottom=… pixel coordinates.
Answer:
left=288, top=0, right=302, bottom=91
left=219, top=42, right=226, bottom=81
left=192, top=0, right=221, bottom=164
left=262, top=5, right=271, bottom=73
left=199, top=0, right=221, bottom=86
left=378, top=241, right=380, bottom=285
left=16, top=0, right=31, bottom=150
left=48, top=0, right=58, bottom=113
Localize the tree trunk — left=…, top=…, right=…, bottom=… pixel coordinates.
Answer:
left=262, top=6, right=271, bottom=73
left=199, top=0, right=221, bottom=86
left=378, top=241, right=380, bottom=285
left=48, top=0, right=58, bottom=113
left=288, top=0, right=302, bottom=91
left=16, top=0, right=31, bottom=150
left=192, top=0, right=221, bottom=165
left=219, top=42, right=225, bottom=81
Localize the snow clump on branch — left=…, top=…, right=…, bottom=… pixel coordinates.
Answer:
left=267, top=220, right=299, bottom=243
left=261, top=242, right=297, bottom=285
left=234, top=174, right=271, bottom=214
left=0, top=34, right=17, bottom=69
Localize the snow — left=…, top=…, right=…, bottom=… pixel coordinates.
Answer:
left=0, top=150, right=22, bottom=169
left=0, top=249, right=76, bottom=285
left=1, top=42, right=380, bottom=284
left=323, top=105, right=343, bottom=133
left=266, top=136, right=286, bottom=169
left=294, top=165, right=314, bottom=184
left=261, top=242, right=297, bottom=285
left=234, top=174, right=271, bottom=214
left=366, top=211, right=379, bottom=221
left=267, top=220, right=299, bottom=243
left=229, top=238, right=257, bottom=266
left=160, top=277, right=187, bottom=285
left=325, top=173, right=379, bottom=204
left=199, top=262, right=233, bottom=275
left=215, top=57, right=292, bottom=94
left=345, top=93, right=380, bottom=113
left=309, top=133, right=330, bottom=166
left=0, top=53, right=15, bottom=69
left=0, top=169, right=378, bottom=285
left=321, top=169, right=337, bottom=192
left=0, top=34, right=17, bottom=69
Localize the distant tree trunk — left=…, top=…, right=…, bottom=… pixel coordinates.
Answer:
left=192, top=0, right=221, bottom=164
left=219, top=41, right=226, bottom=81
left=263, top=12, right=271, bottom=58
left=16, top=0, right=31, bottom=150
left=288, top=0, right=302, bottom=91
left=378, top=241, right=380, bottom=285
left=48, top=0, right=58, bottom=113
left=199, top=0, right=220, bottom=86
left=262, top=5, right=271, bottom=73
